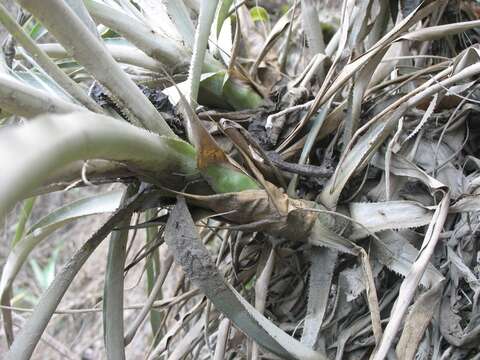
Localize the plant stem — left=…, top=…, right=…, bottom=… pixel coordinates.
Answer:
left=0, top=112, right=196, bottom=220
left=188, top=0, right=220, bottom=105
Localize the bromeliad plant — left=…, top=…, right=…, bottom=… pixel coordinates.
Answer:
left=1, top=0, right=480, bottom=359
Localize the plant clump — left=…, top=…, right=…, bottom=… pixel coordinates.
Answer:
left=1, top=1, right=480, bottom=359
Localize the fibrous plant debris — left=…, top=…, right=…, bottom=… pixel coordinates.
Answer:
left=1, top=0, right=480, bottom=359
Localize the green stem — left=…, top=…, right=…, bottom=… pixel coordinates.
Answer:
left=0, top=112, right=260, bottom=222
left=0, top=112, right=196, bottom=220
left=188, top=0, right=220, bottom=104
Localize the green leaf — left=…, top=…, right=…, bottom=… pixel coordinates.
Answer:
left=244, top=275, right=256, bottom=290
left=29, top=247, right=59, bottom=291
left=43, top=248, right=60, bottom=290
left=250, top=6, right=269, bottom=22
left=0, top=190, right=125, bottom=301
left=198, top=71, right=264, bottom=110
left=216, top=0, right=234, bottom=37
left=26, top=20, right=47, bottom=41
left=164, top=0, right=195, bottom=47
left=11, top=71, right=72, bottom=100
left=4, top=189, right=147, bottom=360
left=103, top=185, right=137, bottom=360
left=29, top=259, right=45, bottom=290
left=144, top=210, right=163, bottom=342
left=13, top=197, right=36, bottom=246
